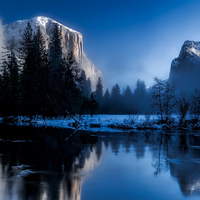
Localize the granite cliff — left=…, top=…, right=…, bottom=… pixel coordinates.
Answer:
left=3, top=16, right=104, bottom=90
left=169, top=40, right=200, bottom=94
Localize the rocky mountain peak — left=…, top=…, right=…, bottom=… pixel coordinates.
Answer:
left=3, top=16, right=104, bottom=90
left=169, top=40, right=200, bottom=94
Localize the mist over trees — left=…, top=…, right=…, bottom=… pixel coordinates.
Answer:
left=96, top=75, right=200, bottom=119
left=96, top=79, right=150, bottom=114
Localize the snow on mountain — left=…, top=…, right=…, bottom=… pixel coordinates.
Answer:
left=171, top=40, right=200, bottom=68
left=169, top=40, right=200, bottom=94
left=0, top=20, right=5, bottom=61
left=3, top=16, right=104, bottom=90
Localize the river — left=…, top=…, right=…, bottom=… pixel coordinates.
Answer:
left=0, top=123, right=200, bottom=200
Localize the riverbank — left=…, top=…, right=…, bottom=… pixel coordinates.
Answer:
left=1, top=114, right=199, bottom=132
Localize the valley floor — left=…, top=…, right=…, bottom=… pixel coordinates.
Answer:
left=1, top=114, right=196, bottom=132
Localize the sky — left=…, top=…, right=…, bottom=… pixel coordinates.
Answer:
left=1, top=0, right=200, bottom=91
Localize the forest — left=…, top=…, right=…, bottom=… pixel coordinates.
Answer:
left=0, top=21, right=152, bottom=118
left=1, top=21, right=200, bottom=123
left=0, top=22, right=99, bottom=118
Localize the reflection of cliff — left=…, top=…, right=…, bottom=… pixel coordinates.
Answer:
left=166, top=134, right=200, bottom=196
left=169, top=163, right=200, bottom=196
left=149, top=132, right=200, bottom=196
left=82, top=145, right=103, bottom=172
left=56, top=143, right=103, bottom=200
left=101, top=131, right=200, bottom=197
left=0, top=124, right=103, bottom=200
left=60, top=132, right=200, bottom=198
left=62, top=143, right=103, bottom=200
left=2, top=124, right=200, bottom=199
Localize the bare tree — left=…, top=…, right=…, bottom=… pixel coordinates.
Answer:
left=150, top=77, right=175, bottom=123
left=163, top=81, right=176, bottom=123
left=151, top=77, right=165, bottom=122
left=190, top=88, right=200, bottom=121
left=176, top=96, right=190, bottom=125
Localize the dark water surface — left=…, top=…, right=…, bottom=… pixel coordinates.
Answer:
left=1, top=124, right=200, bottom=199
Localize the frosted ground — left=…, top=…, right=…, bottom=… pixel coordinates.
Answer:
left=0, top=114, right=191, bottom=132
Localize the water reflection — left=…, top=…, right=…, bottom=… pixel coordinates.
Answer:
left=0, top=124, right=100, bottom=200
left=1, top=124, right=200, bottom=199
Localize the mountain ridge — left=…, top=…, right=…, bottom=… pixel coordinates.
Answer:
left=169, top=40, right=200, bottom=94
left=3, top=16, right=104, bottom=90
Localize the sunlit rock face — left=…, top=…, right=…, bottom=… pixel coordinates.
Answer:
left=169, top=40, right=200, bottom=94
left=3, top=16, right=104, bottom=90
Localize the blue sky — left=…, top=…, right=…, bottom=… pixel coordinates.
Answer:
left=1, top=0, right=200, bottom=91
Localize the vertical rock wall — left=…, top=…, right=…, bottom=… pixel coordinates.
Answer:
left=4, top=16, right=104, bottom=90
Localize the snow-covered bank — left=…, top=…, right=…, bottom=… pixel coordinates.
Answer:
left=1, top=115, right=143, bottom=132
left=1, top=114, right=198, bottom=132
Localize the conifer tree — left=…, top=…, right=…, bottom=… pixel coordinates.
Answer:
left=86, top=78, right=92, bottom=97
left=79, top=96, right=89, bottom=116
left=111, top=84, right=121, bottom=114
left=62, top=52, right=82, bottom=115
left=18, top=21, right=35, bottom=117
left=80, top=70, right=92, bottom=115
left=133, top=79, right=148, bottom=113
left=102, top=88, right=110, bottom=114
left=134, top=79, right=146, bottom=95
left=5, top=38, right=20, bottom=116
left=32, top=26, right=49, bottom=117
left=48, top=23, right=64, bottom=117
left=49, top=23, right=63, bottom=71
left=95, top=77, right=103, bottom=101
left=0, top=37, right=20, bottom=117
left=81, top=70, right=87, bottom=96
left=123, top=85, right=133, bottom=114
left=95, top=77, right=103, bottom=112
left=47, top=23, right=83, bottom=117
left=0, top=58, right=11, bottom=117
left=89, top=92, right=98, bottom=117
left=124, top=85, right=132, bottom=99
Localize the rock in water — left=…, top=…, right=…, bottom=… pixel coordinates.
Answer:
left=3, top=16, right=104, bottom=90
left=169, top=40, right=200, bottom=94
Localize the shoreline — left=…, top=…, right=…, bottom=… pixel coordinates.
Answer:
left=1, top=114, right=199, bottom=132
